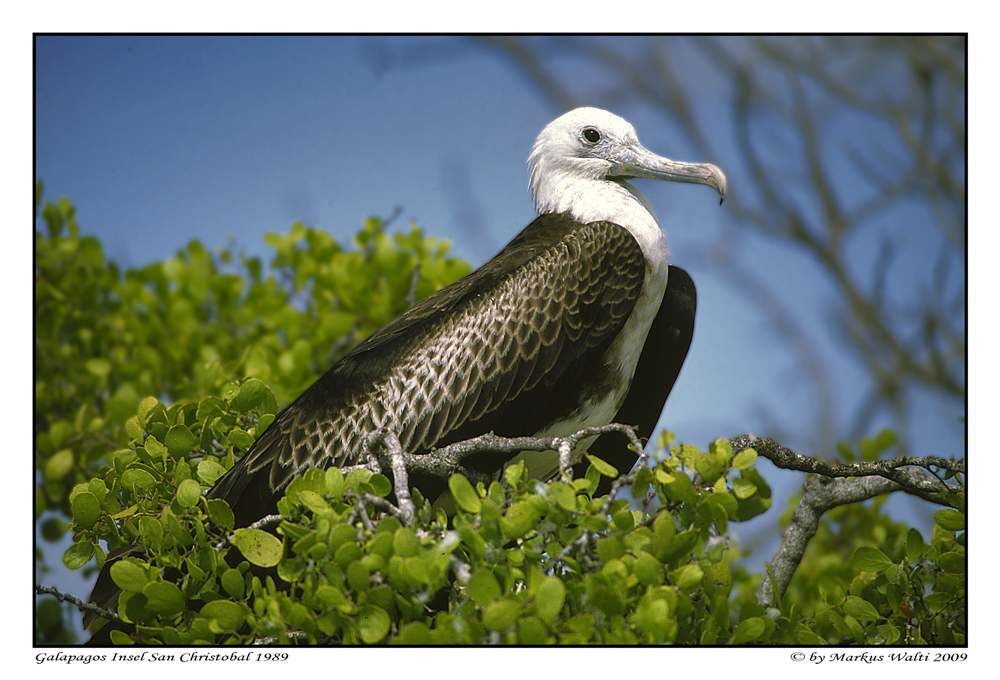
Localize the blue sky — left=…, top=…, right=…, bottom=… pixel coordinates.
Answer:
left=34, top=35, right=968, bottom=641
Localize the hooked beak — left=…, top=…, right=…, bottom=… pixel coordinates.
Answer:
left=608, top=143, right=727, bottom=205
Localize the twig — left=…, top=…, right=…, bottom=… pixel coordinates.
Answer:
left=35, top=583, right=124, bottom=624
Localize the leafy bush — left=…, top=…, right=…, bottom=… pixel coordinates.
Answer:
left=73, top=379, right=775, bottom=644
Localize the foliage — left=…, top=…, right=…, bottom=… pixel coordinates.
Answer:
left=68, top=388, right=964, bottom=645
left=35, top=181, right=468, bottom=515
left=761, top=492, right=966, bottom=645
left=36, top=187, right=964, bottom=645
left=34, top=184, right=469, bottom=642
left=71, top=383, right=774, bottom=644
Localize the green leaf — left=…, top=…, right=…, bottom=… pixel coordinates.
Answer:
left=517, top=616, right=549, bottom=644
left=934, top=508, right=965, bottom=532
left=500, top=500, right=541, bottom=540
left=62, top=541, right=94, bottom=569
left=106, top=384, right=140, bottom=425
left=836, top=440, right=856, bottom=461
left=233, top=378, right=267, bottom=412
left=448, top=474, right=481, bottom=513
left=84, top=357, right=112, bottom=379
left=195, top=396, right=226, bottom=423
left=483, top=599, right=519, bottom=632
left=549, top=480, right=578, bottom=511
left=205, top=498, right=235, bottom=530
left=324, top=467, right=345, bottom=497
left=468, top=568, right=502, bottom=607
left=220, top=569, right=245, bottom=599
left=137, top=396, right=160, bottom=424
left=503, top=459, right=526, bottom=487
left=228, top=428, right=256, bottom=451
left=875, top=428, right=897, bottom=450
left=110, top=559, right=150, bottom=594
left=732, top=476, right=757, bottom=499
left=402, top=556, right=431, bottom=587
left=854, top=546, right=893, bottom=573
left=143, top=581, right=185, bottom=617
left=45, top=449, right=74, bottom=482
left=175, top=478, right=202, bottom=508
left=634, top=551, right=662, bottom=586
left=144, top=436, right=168, bottom=462
left=672, top=564, right=704, bottom=592
left=71, top=491, right=100, bottom=530
left=650, top=511, right=675, bottom=561
left=596, top=534, right=625, bottom=563
left=41, top=516, right=66, bottom=542
left=844, top=595, right=880, bottom=621
left=296, top=489, right=331, bottom=514
left=347, top=561, right=372, bottom=592
left=197, top=460, right=226, bottom=486
left=368, top=473, right=392, bottom=497
left=200, top=600, right=243, bottom=632
left=164, top=424, right=198, bottom=456
left=357, top=605, right=390, bottom=644
left=88, top=478, right=108, bottom=502
left=905, top=528, right=926, bottom=562
left=584, top=453, right=618, bottom=478
left=732, top=448, right=757, bottom=470
left=859, top=437, right=878, bottom=461
left=232, top=528, right=283, bottom=568
left=938, top=551, right=965, bottom=573
left=396, top=621, right=435, bottom=644
left=121, top=467, right=156, bottom=492
left=535, top=577, right=565, bottom=625
left=124, top=417, right=145, bottom=442
left=109, top=629, right=135, bottom=645
left=392, top=527, right=418, bottom=557
left=731, top=616, right=766, bottom=643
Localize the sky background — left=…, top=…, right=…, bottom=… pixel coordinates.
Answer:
left=33, top=35, right=969, bottom=643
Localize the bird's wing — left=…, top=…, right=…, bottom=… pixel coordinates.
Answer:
left=576, top=265, right=696, bottom=495
left=209, top=213, right=647, bottom=524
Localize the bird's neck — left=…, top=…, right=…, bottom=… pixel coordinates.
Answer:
left=533, top=174, right=669, bottom=268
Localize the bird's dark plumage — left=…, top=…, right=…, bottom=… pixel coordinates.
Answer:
left=209, top=213, right=648, bottom=526
left=576, top=265, right=696, bottom=495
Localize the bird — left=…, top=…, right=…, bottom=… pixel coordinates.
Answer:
left=85, top=107, right=725, bottom=638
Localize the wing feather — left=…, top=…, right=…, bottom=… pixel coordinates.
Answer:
left=209, top=212, right=646, bottom=524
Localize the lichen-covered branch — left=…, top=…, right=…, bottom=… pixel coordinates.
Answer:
left=35, top=583, right=124, bottom=625
left=727, top=433, right=964, bottom=607
left=730, top=433, right=964, bottom=505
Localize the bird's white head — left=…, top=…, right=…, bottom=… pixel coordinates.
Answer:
left=528, top=107, right=726, bottom=226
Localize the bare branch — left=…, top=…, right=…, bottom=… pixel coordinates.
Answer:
left=755, top=473, right=902, bottom=608
left=730, top=434, right=963, bottom=504
left=726, top=433, right=964, bottom=608
left=36, top=583, right=124, bottom=625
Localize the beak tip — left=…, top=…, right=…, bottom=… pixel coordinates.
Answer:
left=711, top=167, right=727, bottom=206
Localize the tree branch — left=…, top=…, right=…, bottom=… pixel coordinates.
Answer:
left=729, top=433, right=964, bottom=505
left=727, top=433, right=964, bottom=608
left=754, top=473, right=902, bottom=608
left=36, top=583, right=124, bottom=624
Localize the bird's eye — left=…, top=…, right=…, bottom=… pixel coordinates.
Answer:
left=583, top=127, right=601, bottom=144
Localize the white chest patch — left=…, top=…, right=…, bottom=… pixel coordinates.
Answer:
left=510, top=242, right=669, bottom=484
